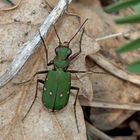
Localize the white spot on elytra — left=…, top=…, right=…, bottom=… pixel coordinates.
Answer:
left=49, top=92, right=52, bottom=95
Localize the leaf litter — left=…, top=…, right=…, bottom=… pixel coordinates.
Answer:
left=1, top=0, right=140, bottom=140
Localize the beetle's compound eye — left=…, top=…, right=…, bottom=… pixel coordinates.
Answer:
left=67, top=49, right=72, bottom=56
left=55, top=47, right=60, bottom=54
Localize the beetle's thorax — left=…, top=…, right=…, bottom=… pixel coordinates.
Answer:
left=54, top=43, right=72, bottom=71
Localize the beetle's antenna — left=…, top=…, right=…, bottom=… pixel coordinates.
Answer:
left=53, top=25, right=62, bottom=45
left=39, top=31, right=49, bottom=69
left=68, top=18, right=88, bottom=45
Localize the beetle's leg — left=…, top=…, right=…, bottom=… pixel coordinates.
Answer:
left=69, top=29, right=84, bottom=61
left=22, top=79, right=44, bottom=121
left=71, top=86, right=80, bottom=133
left=68, top=70, right=87, bottom=73
left=68, top=70, right=107, bottom=74
left=14, top=70, right=49, bottom=84
left=39, top=31, right=54, bottom=67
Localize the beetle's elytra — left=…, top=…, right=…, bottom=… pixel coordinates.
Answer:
left=42, top=70, right=71, bottom=110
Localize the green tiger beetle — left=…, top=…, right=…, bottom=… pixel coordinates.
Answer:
left=22, top=19, right=89, bottom=133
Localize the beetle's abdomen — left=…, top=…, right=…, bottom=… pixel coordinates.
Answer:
left=42, top=70, right=71, bottom=111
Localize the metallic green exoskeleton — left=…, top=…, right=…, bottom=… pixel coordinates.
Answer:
left=24, top=19, right=88, bottom=132
left=42, top=46, right=72, bottom=110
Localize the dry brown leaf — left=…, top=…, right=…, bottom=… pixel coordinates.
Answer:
left=1, top=0, right=140, bottom=139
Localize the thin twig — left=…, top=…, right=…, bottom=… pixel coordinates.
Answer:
left=79, top=98, right=140, bottom=111
left=0, top=0, right=73, bottom=88
left=95, top=31, right=129, bottom=41
left=95, top=28, right=140, bottom=41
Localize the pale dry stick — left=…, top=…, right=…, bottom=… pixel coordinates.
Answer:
left=79, top=97, right=140, bottom=111
left=0, top=0, right=73, bottom=88
left=86, top=121, right=113, bottom=140
left=0, top=0, right=22, bottom=11
left=88, top=54, right=140, bottom=86
left=95, top=31, right=129, bottom=41
left=95, top=28, right=140, bottom=41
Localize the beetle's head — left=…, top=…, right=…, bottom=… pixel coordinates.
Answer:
left=53, top=19, right=88, bottom=59
left=55, top=43, right=72, bottom=59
